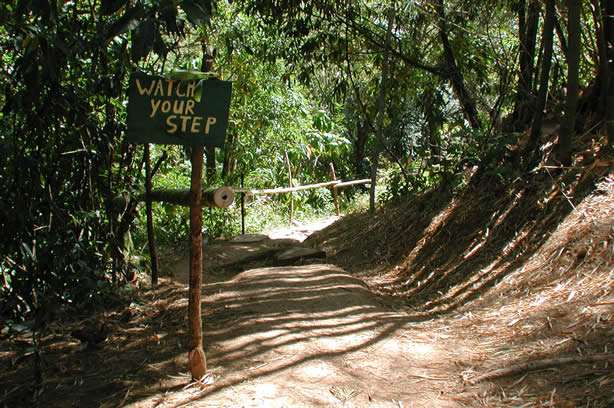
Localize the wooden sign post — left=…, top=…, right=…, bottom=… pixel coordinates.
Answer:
left=126, top=58, right=232, bottom=381
left=188, top=144, right=207, bottom=379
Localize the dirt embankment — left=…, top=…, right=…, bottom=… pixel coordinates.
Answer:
left=1, top=136, right=613, bottom=407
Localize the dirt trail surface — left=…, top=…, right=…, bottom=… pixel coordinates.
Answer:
left=1, top=161, right=612, bottom=407
left=149, top=229, right=472, bottom=407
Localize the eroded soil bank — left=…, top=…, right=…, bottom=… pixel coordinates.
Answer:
left=1, top=171, right=612, bottom=407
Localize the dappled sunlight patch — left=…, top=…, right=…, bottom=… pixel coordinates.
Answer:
left=377, top=336, right=439, bottom=359
left=251, top=383, right=286, bottom=402
left=297, top=360, right=335, bottom=378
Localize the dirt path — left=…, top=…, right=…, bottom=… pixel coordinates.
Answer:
left=200, top=266, right=467, bottom=407
left=146, top=226, right=475, bottom=407
left=2, top=175, right=612, bottom=407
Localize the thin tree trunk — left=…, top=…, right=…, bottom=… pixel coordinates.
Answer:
left=202, top=42, right=216, bottom=184
left=222, top=130, right=236, bottom=179
left=592, top=0, right=607, bottom=117
left=344, top=17, right=374, bottom=180
left=240, top=175, right=246, bottom=235
left=513, top=0, right=541, bottom=129
left=370, top=6, right=394, bottom=214
left=354, top=123, right=369, bottom=177
left=603, top=0, right=614, bottom=149
left=554, top=4, right=569, bottom=58
left=144, top=143, right=159, bottom=286
left=526, top=0, right=556, bottom=154
left=435, top=0, right=482, bottom=130
left=557, top=0, right=581, bottom=165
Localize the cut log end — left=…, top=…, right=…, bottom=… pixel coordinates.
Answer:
left=209, top=186, right=234, bottom=208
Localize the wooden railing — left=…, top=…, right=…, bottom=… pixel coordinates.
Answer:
left=233, top=175, right=371, bottom=232
left=113, top=175, right=370, bottom=233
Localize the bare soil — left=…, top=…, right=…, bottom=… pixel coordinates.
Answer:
left=1, top=133, right=613, bottom=407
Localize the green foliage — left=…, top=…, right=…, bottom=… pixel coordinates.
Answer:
left=134, top=203, right=189, bottom=248
left=240, top=189, right=337, bottom=236
left=485, top=132, right=522, bottom=158
left=480, top=131, right=523, bottom=185
left=0, top=0, right=213, bottom=323
left=484, top=164, right=515, bottom=185
left=339, top=190, right=371, bottom=215
left=305, top=188, right=335, bottom=215
left=1, top=0, right=606, bottom=331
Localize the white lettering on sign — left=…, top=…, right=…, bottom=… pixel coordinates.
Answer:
left=166, top=115, right=214, bottom=134
left=136, top=78, right=196, bottom=98
left=205, top=117, right=216, bottom=134
left=137, top=77, right=216, bottom=135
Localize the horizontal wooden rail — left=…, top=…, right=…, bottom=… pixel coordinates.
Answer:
left=112, top=186, right=234, bottom=209
left=234, top=176, right=372, bottom=232
left=333, top=179, right=371, bottom=189
left=233, top=180, right=341, bottom=195
left=233, top=178, right=370, bottom=196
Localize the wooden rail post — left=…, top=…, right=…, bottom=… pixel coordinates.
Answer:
left=329, top=163, right=340, bottom=216
left=241, top=174, right=246, bottom=235
left=285, top=151, right=293, bottom=225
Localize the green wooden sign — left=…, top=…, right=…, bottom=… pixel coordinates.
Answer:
left=126, top=72, right=232, bottom=147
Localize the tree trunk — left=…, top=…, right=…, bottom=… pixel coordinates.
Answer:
left=513, top=0, right=541, bottom=130
left=554, top=5, right=569, bottom=58
left=526, top=0, right=556, bottom=154
left=603, top=0, right=614, bottom=149
left=202, top=43, right=216, bottom=184
left=370, top=6, right=394, bottom=214
left=435, top=0, right=482, bottom=130
left=557, top=0, right=581, bottom=165
left=354, top=122, right=369, bottom=178
left=144, top=143, right=159, bottom=286
left=221, top=130, right=236, bottom=179
left=592, top=0, right=607, bottom=117
left=344, top=18, right=371, bottom=181
left=330, top=163, right=340, bottom=216
left=422, top=88, right=444, bottom=164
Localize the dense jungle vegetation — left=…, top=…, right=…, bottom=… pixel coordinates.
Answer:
left=0, top=0, right=612, bottom=343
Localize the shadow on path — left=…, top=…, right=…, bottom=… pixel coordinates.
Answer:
left=129, top=264, right=472, bottom=408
